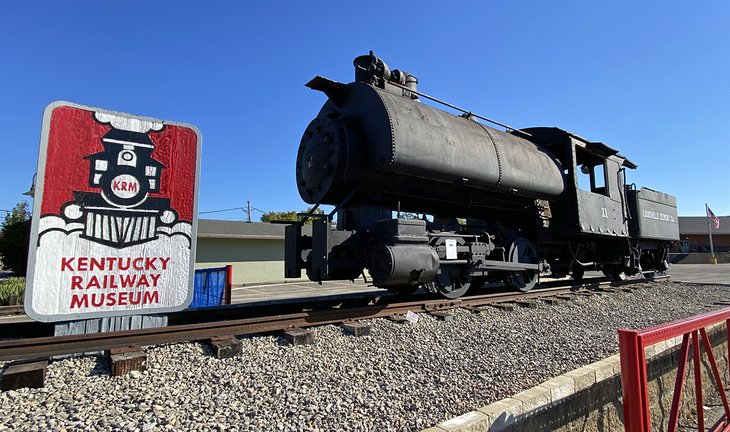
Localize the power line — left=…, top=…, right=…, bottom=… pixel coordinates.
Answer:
left=198, top=206, right=268, bottom=215
left=198, top=202, right=270, bottom=223
left=199, top=207, right=244, bottom=215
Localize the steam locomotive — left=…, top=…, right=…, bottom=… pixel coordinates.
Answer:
left=285, top=52, right=679, bottom=299
left=68, top=125, right=175, bottom=249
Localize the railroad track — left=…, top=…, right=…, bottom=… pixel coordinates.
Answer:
left=0, top=305, right=24, bottom=316
left=0, top=276, right=668, bottom=362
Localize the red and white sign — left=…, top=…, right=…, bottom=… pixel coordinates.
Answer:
left=25, top=101, right=202, bottom=322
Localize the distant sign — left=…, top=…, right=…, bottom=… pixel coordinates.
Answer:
left=25, top=101, right=202, bottom=322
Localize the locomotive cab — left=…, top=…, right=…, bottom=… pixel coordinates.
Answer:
left=522, top=127, right=677, bottom=279
left=519, top=127, right=632, bottom=237
left=571, top=136, right=632, bottom=238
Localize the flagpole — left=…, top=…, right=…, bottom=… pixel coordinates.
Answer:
left=706, top=203, right=716, bottom=261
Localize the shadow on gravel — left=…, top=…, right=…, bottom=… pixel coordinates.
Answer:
left=87, top=355, right=110, bottom=377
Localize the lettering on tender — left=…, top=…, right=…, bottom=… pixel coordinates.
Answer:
left=641, top=209, right=676, bottom=223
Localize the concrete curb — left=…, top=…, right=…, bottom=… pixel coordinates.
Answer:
left=421, top=323, right=720, bottom=432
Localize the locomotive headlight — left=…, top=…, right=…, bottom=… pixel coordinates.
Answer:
left=110, top=174, right=141, bottom=199
left=118, top=150, right=137, bottom=167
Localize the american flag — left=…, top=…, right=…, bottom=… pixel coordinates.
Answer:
left=707, top=205, right=720, bottom=229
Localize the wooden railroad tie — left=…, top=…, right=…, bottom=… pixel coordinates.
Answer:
left=429, top=311, right=454, bottom=322
left=341, top=322, right=371, bottom=336
left=491, top=303, right=516, bottom=311
left=282, top=328, right=314, bottom=345
left=1, top=359, right=48, bottom=391
left=387, top=314, right=410, bottom=324
left=106, top=346, right=146, bottom=377
left=207, top=335, right=243, bottom=359
left=514, top=300, right=539, bottom=309
left=462, top=306, right=487, bottom=314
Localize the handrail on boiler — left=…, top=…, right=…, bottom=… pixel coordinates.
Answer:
left=619, top=307, right=730, bottom=432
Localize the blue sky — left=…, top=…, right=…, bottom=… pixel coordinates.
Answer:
left=1, top=1, right=728, bottom=219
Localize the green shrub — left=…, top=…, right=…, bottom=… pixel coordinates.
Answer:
left=0, top=277, right=25, bottom=305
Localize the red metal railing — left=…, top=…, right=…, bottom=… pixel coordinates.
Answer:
left=619, top=308, right=730, bottom=432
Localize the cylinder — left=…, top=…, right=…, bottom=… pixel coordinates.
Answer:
left=368, top=244, right=440, bottom=287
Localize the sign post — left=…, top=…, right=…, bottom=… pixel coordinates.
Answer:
left=25, top=101, right=202, bottom=322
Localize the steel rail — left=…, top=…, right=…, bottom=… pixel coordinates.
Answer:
left=0, top=305, right=24, bottom=316
left=0, top=276, right=667, bottom=362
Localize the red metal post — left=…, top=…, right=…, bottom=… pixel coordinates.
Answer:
left=619, top=329, right=651, bottom=432
left=692, top=330, right=705, bottom=430
left=224, top=265, right=233, bottom=305
left=668, top=334, right=691, bottom=432
left=700, top=328, right=730, bottom=419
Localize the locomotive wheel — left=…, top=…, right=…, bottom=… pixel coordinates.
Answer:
left=506, top=237, right=538, bottom=292
left=570, top=266, right=584, bottom=281
left=431, top=266, right=472, bottom=299
left=602, top=265, right=627, bottom=281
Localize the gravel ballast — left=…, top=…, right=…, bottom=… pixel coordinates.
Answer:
left=1, top=281, right=729, bottom=431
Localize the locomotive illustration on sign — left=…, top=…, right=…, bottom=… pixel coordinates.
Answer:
left=285, top=52, right=679, bottom=299
left=65, top=116, right=178, bottom=248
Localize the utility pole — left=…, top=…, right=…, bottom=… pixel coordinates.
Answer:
left=247, top=200, right=251, bottom=223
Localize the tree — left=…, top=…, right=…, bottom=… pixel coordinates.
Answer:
left=260, top=210, right=298, bottom=223
left=260, top=207, right=324, bottom=224
left=0, top=201, right=32, bottom=276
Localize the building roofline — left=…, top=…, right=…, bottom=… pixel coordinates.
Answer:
left=196, top=219, right=310, bottom=240
left=197, top=233, right=285, bottom=240
left=678, top=216, right=730, bottom=235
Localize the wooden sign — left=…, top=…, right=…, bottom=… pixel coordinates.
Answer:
left=25, top=102, right=201, bottom=322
